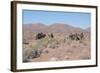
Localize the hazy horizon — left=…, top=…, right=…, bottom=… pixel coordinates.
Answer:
left=23, top=10, right=91, bottom=29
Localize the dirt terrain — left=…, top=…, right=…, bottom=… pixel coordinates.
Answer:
left=23, top=23, right=91, bottom=62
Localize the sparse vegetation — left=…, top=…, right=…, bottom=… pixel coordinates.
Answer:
left=23, top=23, right=91, bottom=62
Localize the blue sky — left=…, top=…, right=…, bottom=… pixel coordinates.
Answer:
left=23, top=10, right=91, bottom=29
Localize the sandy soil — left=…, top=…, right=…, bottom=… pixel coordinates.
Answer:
left=23, top=32, right=91, bottom=62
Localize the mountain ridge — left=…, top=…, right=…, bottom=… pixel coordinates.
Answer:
left=23, top=23, right=89, bottom=33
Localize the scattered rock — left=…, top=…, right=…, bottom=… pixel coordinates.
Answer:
left=50, top=57, right=58, bottom=61
left=64, top=56, right=70, bottom=60
left=28, top=49, right=42, bottom=59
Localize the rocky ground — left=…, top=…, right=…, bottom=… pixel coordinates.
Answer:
left=23, top=32, right=91, bottom=63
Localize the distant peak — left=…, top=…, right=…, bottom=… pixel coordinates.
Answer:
left=33, top=23, right=45, bottom=25
left=52, top=23, right=68, bottom=25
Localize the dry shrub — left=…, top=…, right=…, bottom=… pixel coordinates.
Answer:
left=80, top=56, right=90, bottom=59
left=83, top=42, right=87, bottom=46
left=45, top=50, right=49, bottom=54
left=67, top=42, right=71, bottom=45
left=72, top=45, right=76, bottom=48
left=79, top=40, right=83, bottom=43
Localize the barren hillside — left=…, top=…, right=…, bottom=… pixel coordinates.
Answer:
left=23, top=23, right=91, bottom=62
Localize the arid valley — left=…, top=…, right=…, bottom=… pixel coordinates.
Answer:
left=23, top=23, right=91, bottom=62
